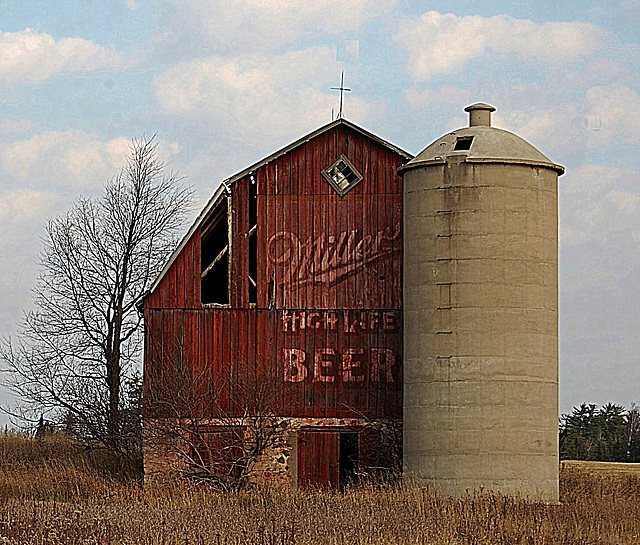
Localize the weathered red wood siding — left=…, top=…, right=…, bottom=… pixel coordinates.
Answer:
left=145, top=233, right=202, bottom=310
left=144, top=124, right=407, bottom=420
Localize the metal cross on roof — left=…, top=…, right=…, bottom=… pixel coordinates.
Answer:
left=331, top=70, right=351, bottom=119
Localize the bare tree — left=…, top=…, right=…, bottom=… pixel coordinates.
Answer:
left=1, top=138, right=193, bottom=460
left=145, top=333, right=288, bottom=488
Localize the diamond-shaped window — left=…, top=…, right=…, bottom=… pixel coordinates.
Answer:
left=321, top=155, right=363, bottom=196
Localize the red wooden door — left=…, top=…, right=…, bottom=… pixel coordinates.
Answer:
left=298, top=431, right=340, bottom=489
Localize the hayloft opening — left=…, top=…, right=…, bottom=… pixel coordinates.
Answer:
left=453, top=136, right=474, bottom=151
left=201, top=198, right=229, bottom=305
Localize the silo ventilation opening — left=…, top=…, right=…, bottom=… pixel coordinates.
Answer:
left=453, top=136, right=474, bottom=151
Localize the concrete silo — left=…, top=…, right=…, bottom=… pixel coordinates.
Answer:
left=401, top=103, right=564, bottom=501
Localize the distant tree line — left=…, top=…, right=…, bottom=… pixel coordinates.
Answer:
left=560, top=403, right=640, bottom=462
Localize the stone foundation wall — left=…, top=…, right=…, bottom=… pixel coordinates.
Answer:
left=144, top=417, right=370, bottom=486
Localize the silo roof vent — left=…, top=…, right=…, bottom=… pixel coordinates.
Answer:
left=464, top=102, right=496, bottom=127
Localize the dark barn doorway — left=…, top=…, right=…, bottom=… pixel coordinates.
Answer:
left=298, top=430, right=360, bottom=490
left=339, top=432, right=359, bottom=491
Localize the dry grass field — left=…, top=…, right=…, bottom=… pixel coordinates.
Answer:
left=562, top=459, right=640, bottom=476
left=0, top=433, right=640, bottom=544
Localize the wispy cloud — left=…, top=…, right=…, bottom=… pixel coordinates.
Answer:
left=0, top=119, right=37, bottom=134
left=395, top=12, right=607, bottom=81
left=154, top=47, right=381, bottom=147
left=561, top=164, right=640, bottom=245
left=1, top=131, right=180, bottom=191
left=0, top=188, right=62, bottom=333
left=0, top=29, right=128, bottom=85
left=585, top=84, right=640, bottom=146
left=167, top=0, right=397, bottom=50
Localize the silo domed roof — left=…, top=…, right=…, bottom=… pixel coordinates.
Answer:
left=400, top=103, right=564, bottom=175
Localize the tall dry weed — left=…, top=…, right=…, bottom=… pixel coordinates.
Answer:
left=0, top=433, right=639, bottom=544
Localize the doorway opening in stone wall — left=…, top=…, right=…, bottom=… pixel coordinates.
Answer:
left=339, top=432, right=359, bottom=491
left=297, top=429, right=360, bottom=490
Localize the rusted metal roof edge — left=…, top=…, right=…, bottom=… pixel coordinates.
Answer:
left=141, top=119, right=413, bottom=304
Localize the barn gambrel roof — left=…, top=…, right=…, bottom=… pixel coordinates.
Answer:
left=141, top=118, right=413, bottom=303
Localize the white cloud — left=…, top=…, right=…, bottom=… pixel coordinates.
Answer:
left=1, top=131, right=180, bottom=192
left=584, top=84, right=640, bottom=146
left=436, top=83, right=640, bottom=159
left=1, top=132, right=128, bottom=190
left=337, top=40, right=359, bottom=63
left=0, top=189, right=59, bottom=224
left=493, top=84, right=640, bottom=155
left=404, top=85, right=472, bottom=109
left=0, top=29, right=127, bottom=85
left=608, top=190, right=639, bottom=213
left=0, top=189, right=62, bottom=334
left=491, top=105, right=583, bottom=158
left=169, top=0, right=396, bottom=49
left=154, top=47, right=381, bottom=146
left=0, top=119, right=37, bottom=134
left=560, top=164, right=640, bottom=245
left=395, top=12, right=607, bottom=81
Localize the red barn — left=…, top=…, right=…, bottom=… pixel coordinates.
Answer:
left=142, top=118, right=412, bottom=488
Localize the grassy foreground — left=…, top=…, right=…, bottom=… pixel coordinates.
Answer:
left=0, top=434, right=640, bottom=544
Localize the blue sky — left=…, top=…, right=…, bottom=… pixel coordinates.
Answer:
left=1, top=0, right=640, bottom=417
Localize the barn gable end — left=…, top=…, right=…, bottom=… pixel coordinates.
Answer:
left=142, top=119, right=412, bottom=487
